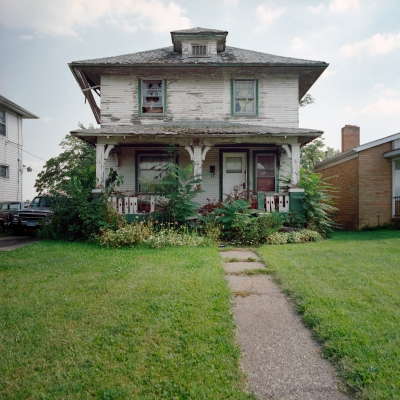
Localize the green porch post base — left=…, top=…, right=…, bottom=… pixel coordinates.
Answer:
left=257, top=193, right=265, bottom=211
left=288, top=189, right=305, bottom=213
left=125, top=214, right=149, bottom=223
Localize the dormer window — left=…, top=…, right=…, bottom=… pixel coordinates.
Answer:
left=192, top=44, right=207, bottom=56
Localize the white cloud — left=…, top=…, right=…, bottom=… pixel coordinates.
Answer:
left=20, top=34, right=35, bottom=41
left=329, top=0, right=360, bottom=12
left=42, top=117, right=52, bottom=123
left=0, top=0, right=191, bottom=37
left=254, top=5, right=285, bottom=32
left=308, top=4, right=325, bottom=14
left=340, top=33, right=400, bottom=57
left=321, top=69, right=337, bottom=79
left=222, top=0, right=238, bottom=5
left=290, top=37, right=308, bottom=51
left=361, top=98, right=400, bottom=116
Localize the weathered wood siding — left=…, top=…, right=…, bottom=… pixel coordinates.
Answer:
left=0, top=109, right=23, bottom=201
left=105, top=146, right=292, bottom=206
left=100, top=70, right=299, bottom=127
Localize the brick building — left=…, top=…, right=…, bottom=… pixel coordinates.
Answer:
left=315, top=126, right=400, bottom=230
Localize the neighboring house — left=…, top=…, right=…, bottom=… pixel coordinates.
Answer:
left=0, top=95, right=39, bottom=202
left=69, top=27, right=328, bottom=214
left=315, top=125, right=400, bottom=230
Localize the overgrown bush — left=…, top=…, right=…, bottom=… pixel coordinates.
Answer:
left=97, top=221, right=153, bottom=247
left=96, top=222, right=208, bottom=249
left=39, top=177, right=125, bottom=241
left=299, top=168, right=339, bottom=234
left=143, top=162, right=204, bottom=223
left=203, top=199, right=284, bottom=245
left=267, top=229, right=322, bottom=245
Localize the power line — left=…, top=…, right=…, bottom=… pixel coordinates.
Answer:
left=22, top=149, right=47, bottom=162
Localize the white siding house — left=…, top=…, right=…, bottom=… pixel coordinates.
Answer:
left=0, top=95, right=39, bottom=202
left=69, top=28, right=328, bottom=213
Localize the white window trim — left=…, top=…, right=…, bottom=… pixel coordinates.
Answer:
left=232, top=79, right=257, bottom=116
left=0, top=164, right=10, bottom=179
left=0, top=109, right=6, bottom=137
left=139, top=78, right=166, bottom=116
left=188, top=43, right=210, bottom=58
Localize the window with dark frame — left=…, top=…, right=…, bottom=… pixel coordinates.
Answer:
left=256, top=155, right=275, bottom=192
left=141, top=79, right=164, bottom=114
left=0, top=165, right=9, bottom=179
left=0, top=110, right=5, bottom=136
left=138, top=155, right=169, bottom=192
left=233, top=80, right=256, bottom=115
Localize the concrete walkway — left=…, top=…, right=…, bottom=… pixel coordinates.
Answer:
left=221, top=249, right=350, bottom=400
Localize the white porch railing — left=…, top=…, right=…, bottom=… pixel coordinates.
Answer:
left=109, top=195, right=155, bottom=215
left=257, top=193, right=290, bottom=213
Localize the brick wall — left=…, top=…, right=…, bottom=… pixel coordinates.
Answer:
left=358, top=142, right=392, bottom=228
left=317, top=157, right=359, bottom=230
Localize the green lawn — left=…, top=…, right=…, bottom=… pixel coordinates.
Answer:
left=257, top=230, right=400, bottom=400
left=0, top=242, right=253, bottom=399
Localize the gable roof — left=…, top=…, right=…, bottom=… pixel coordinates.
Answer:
left=315, top=132, right=400, bottom=170
left=0, top=95, right=39, bottom=119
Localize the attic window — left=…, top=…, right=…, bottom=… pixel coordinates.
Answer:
left=191, top=44, right=208, bottom=57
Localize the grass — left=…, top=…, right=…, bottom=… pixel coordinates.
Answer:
left=0, top=241, right=254, bottom=399
left=257, top=230, right=400, bottom=400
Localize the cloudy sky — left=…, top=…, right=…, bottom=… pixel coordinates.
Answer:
left=1, top=0, right=399, bottom=200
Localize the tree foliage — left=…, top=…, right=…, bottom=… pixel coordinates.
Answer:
left=301, top=139, right=340, bottom=172
left=299, top=94, right=315, bottom=108
left=35, top=124, right=95, bottom=194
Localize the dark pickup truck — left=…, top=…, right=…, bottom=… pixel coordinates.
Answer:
left=12, top=196, right=52, bottom=234
left=0, top=201, right=25, bottom=233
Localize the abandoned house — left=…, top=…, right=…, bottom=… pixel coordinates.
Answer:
left=69, top=27, right=328, bottom=216
left=315, top=125, right=400, bottom=230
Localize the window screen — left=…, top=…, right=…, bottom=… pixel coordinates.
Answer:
left=233, top=80, right=256, bottom=115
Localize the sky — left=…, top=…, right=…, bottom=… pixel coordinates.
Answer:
left=1, top=0, right=399, bottom=200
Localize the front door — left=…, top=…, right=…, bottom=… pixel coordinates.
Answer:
left=222, top=152, right=247, bottom=199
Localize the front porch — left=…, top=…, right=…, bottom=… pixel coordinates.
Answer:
left=71, top=121, right=321, bottom=214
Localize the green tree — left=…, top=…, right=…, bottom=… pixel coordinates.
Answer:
left=299, top=94, right=315, bottom=107
left=35, top=124, right=95, bottom=194
left=301, top=139, right=340, bottom=172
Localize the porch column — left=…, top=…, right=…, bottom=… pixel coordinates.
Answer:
left=95, top=144, right=114, bottom=188
left=184, top=145, right=211, bottom=177
left=291, top=143, right=301, bottom=187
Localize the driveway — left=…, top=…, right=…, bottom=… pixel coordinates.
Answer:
left=0, top=235, right=39, bottom=251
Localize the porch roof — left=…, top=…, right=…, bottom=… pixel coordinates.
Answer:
left=71, top=121, right=323, bottom=146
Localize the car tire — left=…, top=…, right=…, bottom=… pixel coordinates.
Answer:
left=0, top=223, right=4, bottom=234
left=14, top=226, right=24, bottom=236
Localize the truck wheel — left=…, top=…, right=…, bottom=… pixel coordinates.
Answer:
left=0, top=223, right=4, bottom=234
left=14, top=226, right=24, bottom=236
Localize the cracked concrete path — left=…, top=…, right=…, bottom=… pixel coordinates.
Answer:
left=221, top=249, right=350, bottom=400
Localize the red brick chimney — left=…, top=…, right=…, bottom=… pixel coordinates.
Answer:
left=342, top=125, right=360, bottom=152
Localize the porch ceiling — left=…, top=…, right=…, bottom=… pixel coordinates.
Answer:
left=70, top=121, right=323, bottom=146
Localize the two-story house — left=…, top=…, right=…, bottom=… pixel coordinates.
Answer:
left=69, top=28, right=328, bottom=215
left=0, top=95, right=39, bottom=202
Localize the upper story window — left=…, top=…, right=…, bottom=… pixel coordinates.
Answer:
left=232, top=79, right=258, bottom=116
left=0, top=110, right=6, bottom=136
left=191, top=44, right=208, bottom=57
left=0, top=165, right=9, bottom=179
left=139, top=79, right=165, bottom=115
